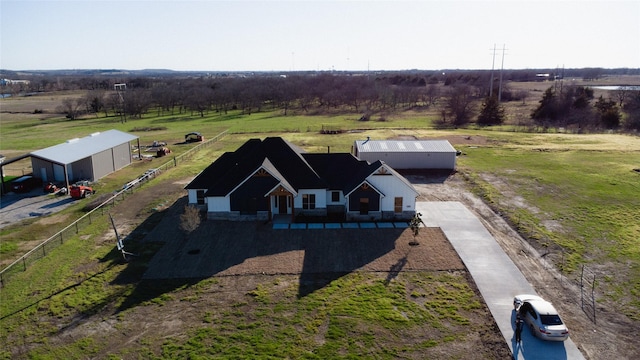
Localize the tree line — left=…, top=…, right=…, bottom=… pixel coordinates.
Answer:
left=530, top=85, right=640, bottom=131
left=3, top=69, right=639, bottom=131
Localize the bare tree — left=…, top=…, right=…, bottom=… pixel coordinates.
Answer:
left=612, top=87, right=632, bottom=107
left=184, top=86, right=214, bottom=117
left=515, top=89, right=529, bottom=105
left=425, top=84, right=440, bottom=106
left=57, top=97, right=85, bottom=120
left=444, top=85, right=475, bottom=126
left=83, top=90, right=105, bottom=117
left=123, top=88, right=151, bottom=119
left=180, top=205, right=201, bottom=238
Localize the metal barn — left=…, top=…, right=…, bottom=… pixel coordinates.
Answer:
left=353, top=139, right=457, bottom=170
left=30, top=130, right=140, bottom=188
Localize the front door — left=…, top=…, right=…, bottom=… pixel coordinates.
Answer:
left=359, top=198, right=369, bottom=215
left=278, top=195, right=288, bottom=214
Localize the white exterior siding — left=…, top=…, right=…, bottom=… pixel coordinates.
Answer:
left=325, top=190, right=344, bottom=205
left=207, top=196, right=230, bottom=212
left=293, top=189, right=327, bottom=209
left=187, top=189, right=201, bottom=204
left=367, top=173, right=417, bottom=212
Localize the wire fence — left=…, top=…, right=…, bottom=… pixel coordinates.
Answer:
left=0, top=129, right=228, bottom=288
left=554, top=251, right=599, bottom=324
left=579, top=265, right=597, bottom=324
left=502, top=203, right=600, bottom=324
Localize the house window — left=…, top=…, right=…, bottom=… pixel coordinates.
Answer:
left=331, top=191, right=340, bottom=202
left=303, top=194, right=316, bottom=209
left=196, top=190, right=205, bottom=205
left=394, top=197, right=403, bottom=213
left=359, top=198, right=369, bottom=215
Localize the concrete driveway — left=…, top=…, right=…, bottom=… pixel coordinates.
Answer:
left=417, top=201, right=585, bottom=360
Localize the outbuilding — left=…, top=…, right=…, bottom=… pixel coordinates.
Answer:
left=353, top=139, right=457, bottom=170
left=30, top=130, right=140, bottom=188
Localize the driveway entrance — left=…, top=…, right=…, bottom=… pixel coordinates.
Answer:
left=418, top=201, right=585, bottom=360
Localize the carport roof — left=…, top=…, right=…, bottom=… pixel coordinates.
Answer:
left=30, top=130, right=138, bottom=165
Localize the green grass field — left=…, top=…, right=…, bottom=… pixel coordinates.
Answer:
left=1, top=91, right=639, bottom=357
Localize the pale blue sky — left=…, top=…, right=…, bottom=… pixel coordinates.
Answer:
left=1, top=1, right=639, bottom=71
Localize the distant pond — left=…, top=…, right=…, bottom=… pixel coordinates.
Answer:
left=592, top=85, right=640, bottom=91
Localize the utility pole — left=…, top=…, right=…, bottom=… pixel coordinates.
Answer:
left=498, top=44, right=507, bottom=102
left=114, top=83, right=126, bottom=123
left=489, top=44, right=496, bottom=98
left=560, top=64, right=565, bottom=94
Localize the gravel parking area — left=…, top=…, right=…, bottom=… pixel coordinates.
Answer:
left=0, top=190, right=75, bottom=229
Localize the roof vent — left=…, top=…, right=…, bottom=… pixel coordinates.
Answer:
left=66, top=138, right=80, bottom=143
left=362, top=136, right=370, bottom=145
left=90, top=132, right=101, bottom=137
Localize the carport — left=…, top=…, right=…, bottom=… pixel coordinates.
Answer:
left=0, top=153, right=32, bottom=195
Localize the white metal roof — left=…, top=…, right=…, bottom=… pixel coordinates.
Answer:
left=30, top=130, right=138, bottom=164
left=354, top=139, right=456, bottom=153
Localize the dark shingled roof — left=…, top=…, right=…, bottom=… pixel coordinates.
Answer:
left=302, top=153, right=382, bottom=194
left=185, top=137, right=328, bottom=196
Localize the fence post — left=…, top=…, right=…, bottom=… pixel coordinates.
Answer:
left=592, top=274, right=596, bottom=324
left=174, top=157, right=177, bottom=167
left=580, top=265, right=584, bottom=309
left=560, top=251, right=564, bottom=286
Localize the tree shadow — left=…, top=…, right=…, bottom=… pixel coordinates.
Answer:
left=384, top=254, right=408, bottom=285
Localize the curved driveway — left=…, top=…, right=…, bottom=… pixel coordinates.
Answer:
left=417, top=201, right=585, bottom=360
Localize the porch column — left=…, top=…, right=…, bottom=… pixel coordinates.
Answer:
left=290, top=195, right=295, bottom=222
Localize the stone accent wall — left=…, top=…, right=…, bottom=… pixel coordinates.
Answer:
left=207, top=211, right=269, bottom=221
